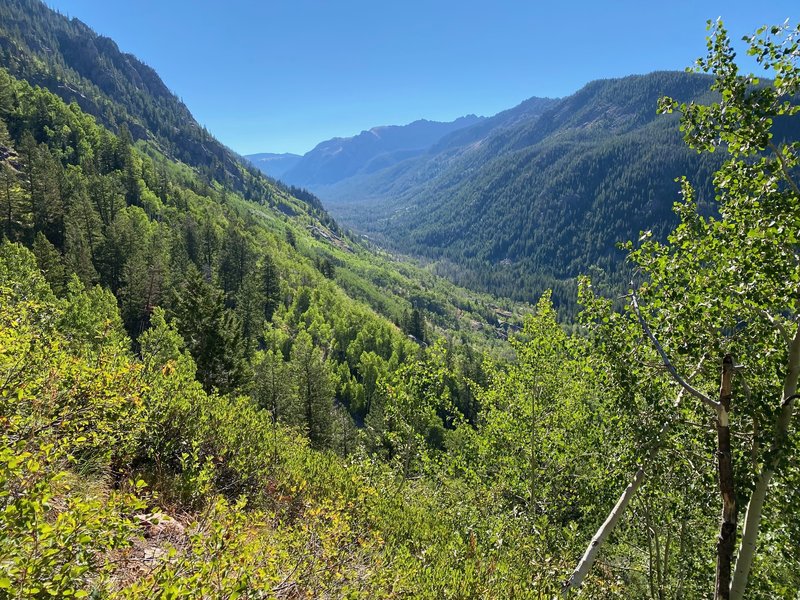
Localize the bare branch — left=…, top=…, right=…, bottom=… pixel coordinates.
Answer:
left=561, top=466, right=647, bottom=597
left=781, top=392, right=800, bottom=407
left=629, top=287, right=720, bottom=411
left=561, top=364, right=701, bottom=597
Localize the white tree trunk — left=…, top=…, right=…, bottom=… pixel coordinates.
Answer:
left=561, top=387, right=689, bottom=597
left=561, top=466, right=646, bottom=597
left=729, top=324, right=800, bottom=599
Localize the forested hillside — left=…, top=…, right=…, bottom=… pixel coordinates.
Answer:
left=1, top=3, right=799, bottom=598
left=0, top=0, right=302, bottom=204
left=307, top=73, right=729, bottom=311
left=0, top=56, right=519, bottom=431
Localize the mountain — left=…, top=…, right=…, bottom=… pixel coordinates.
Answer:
left=0, top=0, right=298, bottom=206
left=0, top=0, right=522, bottom=396
left=0, top=10, right=550, bottom=591
left=0, top=0, right=529, bottom=393
left=308, top=95, right=559, bottom=205
left=428, top=96, right=560, bottom=154
left=245, top=152, right=302, bottom=178
left=305, top=72, right=726, bottom=307
left=3, top=3, right=799, bottom=597
left=267, top=114, right=487, bottom=187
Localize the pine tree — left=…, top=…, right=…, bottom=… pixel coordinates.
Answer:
left=120, top=219, right=170, bottom=336
left=31, top=231, right=66, bottom=294
left=252, top=349, right=296, bottom=425
left=218, top=221, right=253, bottom=297
left=235, top=270, right=266, bottom=357
left=0, top=160, right=25, bottom=240
left=63, top=186, right=102, bottom=285
left=290, top=329, right=334, bottom=447
left=260, top=254, right=280, bottom=321
left=172, top=265, right=245, bottom=394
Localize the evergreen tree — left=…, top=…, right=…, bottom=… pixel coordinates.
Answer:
left=290, top=329, right=334, bottom=447
left=252, top=349, right=296, bottom=426
left=0, top=160, right=25, bottom=240
left=116, top=124, right=141, bottom=206
left=235, top=269, right=266, bottom=357
left=0, top=70, right=13, bottom=115
left=172, top=264, right=245, bottom=394
left=260, top=254, right=280, bottom=321
left=403, top=307, right=426, bottom=342
left=88, top=172, right=125, bottom=227
left=199, top=211, right=220, bottom=277
left=120, top=219, right=170, bottom=336
left=331, top=402, right=358, bottom=456
left=285, top=227, right=296, bottom=249
left=63, top=186, right=102, bottom=285
left=31, top=231, right=66, bottom=295
left=218, top=221, right=253, bottom=297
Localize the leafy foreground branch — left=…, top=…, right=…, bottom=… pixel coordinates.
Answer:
left=570, top=19, right=800, bottom=599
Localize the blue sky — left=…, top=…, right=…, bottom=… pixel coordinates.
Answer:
left=45, top=1, right=797, bottom=155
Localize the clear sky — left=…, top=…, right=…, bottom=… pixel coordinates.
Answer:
left=44, top=0, right=798, bottom=155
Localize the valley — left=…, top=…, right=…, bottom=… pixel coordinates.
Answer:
left=1, top=1, right=799, bottom=597
left=250, top=74, right=727, bottom=312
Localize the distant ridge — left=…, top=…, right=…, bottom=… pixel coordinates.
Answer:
left=245, top=152, right=303, bottom=179
left=251, top=114, right=488, bottom=187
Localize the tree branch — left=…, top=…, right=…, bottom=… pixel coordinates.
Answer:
left=561, top=367, right=701, bottom=597
left=757, top=308, right=791, bottom=346
left=767, top=140, right=800, bottom=199
left=629, top=288, right=720, bottom=411
left=781, top=392, right=800, bottom=407
left=561, top=469, right=646, bottom=597
left=730, top=322, right=800, bottom=599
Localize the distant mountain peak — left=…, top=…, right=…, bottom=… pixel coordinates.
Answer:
left=253, top=114, right=486, bottom=187
left=244, top=152, right=303, bottom=179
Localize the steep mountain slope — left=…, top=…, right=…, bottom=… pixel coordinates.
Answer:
left=0, top=12, right=571, bottom=596
left=428, top=96, right=560, bottom=154
left=0, top=0, right=295, bottom=206
left=0, top=0, right=520, bottom=402
left=270, top=114, right=487, bottom=187
left=316, top=72, right=725, bottom=306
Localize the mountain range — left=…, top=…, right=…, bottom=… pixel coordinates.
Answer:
left=3, top=0, right=776, bottom=313
left=3, top=1, right=799, bottom=596
left=249, top=73, right=724, bottom=305
left=248, top=115, right=485, bottom=185
left=0, top=0, right=515, bottom=342
left=245, top=152, right=303, bottom=179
